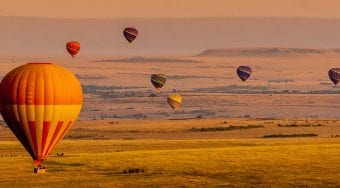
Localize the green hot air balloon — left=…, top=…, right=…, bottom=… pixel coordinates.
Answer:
left=151, top=74, right=167, bottom=92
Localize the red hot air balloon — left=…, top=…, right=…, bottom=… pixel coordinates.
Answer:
left=123, top=27, right=138, bottom=45
left=0, top=63, right=83, bottom=173
left=66, top=41, right=80, bottom=58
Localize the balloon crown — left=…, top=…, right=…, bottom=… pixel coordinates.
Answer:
left=27, top=62, right=52, bottom=64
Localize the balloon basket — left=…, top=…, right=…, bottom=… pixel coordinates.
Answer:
left=33, top=160, right=46, bottom=174
left=34, top=166, right=46, bottom=174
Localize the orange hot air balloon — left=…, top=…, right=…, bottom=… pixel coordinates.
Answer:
left=0, top=63, right=83, bottom=173
left=66, top=41, right=80, bottom=58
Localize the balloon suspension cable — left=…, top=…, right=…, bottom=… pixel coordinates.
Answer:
left=34, top=160, right=43, bottom=167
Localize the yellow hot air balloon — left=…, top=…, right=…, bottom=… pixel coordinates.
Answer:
left=0, top=63, right=83, bottom=173
left=167, top=94, right=182, bottom=110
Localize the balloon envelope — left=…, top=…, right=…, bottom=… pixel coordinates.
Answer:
left=123, top=27, right=138, bottom=44
left=0, top=63, right=83, bottom=166
left=151, top=74, right=167, bottom=92
left=66, top=41, right=80, bottom=57
left=328, top=68, right=340, bottom=85
left=237, top=66, right=252, bottom=81
left=167, top=94, right=182, bottom=109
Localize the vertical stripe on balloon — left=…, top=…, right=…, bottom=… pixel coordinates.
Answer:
left=28, top=121, right=38, bottom=159
left=48, top=121, right=73, bottom=156
left=45, top=121, right=64, bottom=156
left=40, top=121, right=51, bottom=158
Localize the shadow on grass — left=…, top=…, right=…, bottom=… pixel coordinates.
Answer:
left=47, top=160, right=86, bottom=167
left=104, top=167, right=164, bottom=177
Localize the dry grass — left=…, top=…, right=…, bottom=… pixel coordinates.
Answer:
left=0, top=138, right=339, bottom=187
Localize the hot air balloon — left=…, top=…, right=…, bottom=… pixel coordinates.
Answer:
left=66, top=41, right=80, bottom=58
left=123, top=27, right=138, bottom=45
left=328, top=68, right=340, bottom=85
left=0, top=63, right=83, bottom=173
left=237, top=66, right=252, bottom=81
left=151, top=74, right=167, bottom=92
left=167, top=94, right=182, bottom=110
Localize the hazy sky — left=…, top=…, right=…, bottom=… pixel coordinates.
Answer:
left=1, top=0, right=340, bottom=19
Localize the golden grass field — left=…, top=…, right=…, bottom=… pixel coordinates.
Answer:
left=0, top=138, right=339, bottom=187
left=1, top=119, right=340, bottom=187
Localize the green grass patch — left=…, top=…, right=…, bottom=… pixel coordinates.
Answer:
left=263, top=133, right=318, bottom=138
left=278, top=124, right=324, bottom=127
left=189, top=125, right=264, bottom=132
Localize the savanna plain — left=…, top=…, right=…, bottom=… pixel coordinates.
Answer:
left=0, top=49, right=339, bottom=187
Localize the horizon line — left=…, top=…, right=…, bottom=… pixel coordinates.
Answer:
left=2, top=15, right=340, bottom=21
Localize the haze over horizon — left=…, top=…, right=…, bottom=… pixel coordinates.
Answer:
left=1, top=0, right=340, bottom=19
left=1, top=1, right=340, bottom=56
left=1, top=17, right=340, bottom=56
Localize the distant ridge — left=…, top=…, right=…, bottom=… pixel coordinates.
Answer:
left=92, top=56, right=202, bottom=63
left=196, top=48, right=340, bottom=57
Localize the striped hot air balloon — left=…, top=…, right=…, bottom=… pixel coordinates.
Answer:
left=123, top=27, right=138, bottom=45
left=328, top=68, right=340, bottom=85
left=0, top=63, right=83, bottom=173
left=151, top=74, right=167, bottom=92
left=66, top=41, right=80, bottom=58
left=167, top=94, right=182, bottom=110
left=236, top=66, right=252, bottom=81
